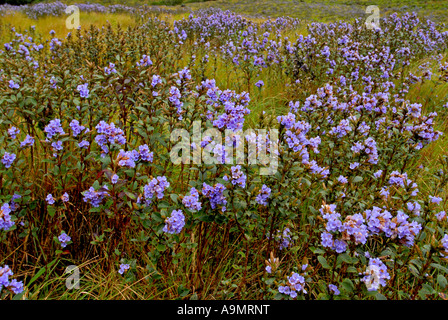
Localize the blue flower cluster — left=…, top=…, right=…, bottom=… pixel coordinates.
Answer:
left=361, top=257, right=390, bottom=291
left=58, top=232, right=71, bottom=248
left=182, top=187, right=202, bottom=212
left=163, top=209, right=185, bottom=234
left=202, top=182, right=227, bottom=212
left=2, top=152, right=16, bottom=169
left=255, top=184, right=271, bottom=206
left=83, top=185, right=109, bottom=207
left=118, top=263, right=130, bottom=274
left=142, top=176, right=170, bottom=205
left=320, top=202, right=423, bottom=253
left=223, top=165, right=246, bottom=188
left=0, top=265, right=23, bottom=294
left=278, top=270, right=307, bottom=298
left=95, top=121, right=126, bottom=156
left=0, top=203, right=14, bottom=231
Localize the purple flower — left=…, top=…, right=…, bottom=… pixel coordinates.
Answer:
left=104, top=62, right=117, bottom=75
left=429, top=195, right=443, bottom=204
left=0, top=265, right=23, bottom=294
left=163, top=209, right=185, bottom=234
left=0, top=203, right=14, bottom=231
left=118, top=263, right=130, bottom=275
left=361, top=257, right=390, bottom=291
left=77, top=83, right=89, bottom=98
left=321, top=232, right=334, bottom=248
left=255, top=80, right=264, bottom=88
left=225, top=165, right=246, bottom=188
left=202, top=182, right=227, bottom=212
left=151, top=74, right=162, bottom=87
left=8, top=80, right=19, bottom=89
left=83, top=185, right=109, bottom=207
left=8, top=127, right=20, bottom=139
left=407, top=201, right=421, bottom=216
left=255, top=184, right=271, bottom=206
left=95, top=121, right=126, bottom=156
left=169, top=86, right=184, bottom=119
left=143, top=176, right=170, bottom=205
left=20, top=135, right=34, bottom=148
left=138, top=144, right=153, bottom=162
left=61, top=192, right=69, bottom=203
left=44, top=119, right=65, bottom=140
left=373, top=170, right=383, bottom=178
left=182, top=187, right=202, bottom=212
left=349, top=162, right=360, bottom=170
left=46, top=194, right=55, bottom=205
left=337, top=175, right=348, bottom=184
left=436, top=211, right=446, bottom=221
left=111, top=174, right=119, bottom=185
left=70, top=119, right=86, bottom=137
left=137, top=54, right=152, bottom=67
left=117, top=149, right=139, bottom=168
left=2, top=152, right=16, bottom=168
left=58, top=232, right=71, bottom=248
left=78, top=140, right=90, bottom=149
left=51, top=140, right=63, bottom=153
left=328, top=284, right=340, bottom=295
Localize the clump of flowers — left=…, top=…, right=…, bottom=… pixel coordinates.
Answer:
left=361, top=257, right=390, bottom=291
left=163, top=209, right=185, bottom=234
left=118, top=263, right=130, bottom=275
left=0, top=203, right=14, bottom=231
left=77, top=83, right=89, bottom=98
left=94, top=121, right=126, bottom=156
left=223, top=165, right=246, bottom=188
left=142, top=176, right=170, bottom=205
left=202, top=182, right=227, bottom=212
left=2, top=152, right=16, bottom=169
left=8, top=126, right=20, bottom=139
left=328, top=284, right=340, bottom=295
left=255, top=184, right=271, bottom=206
left=44, top=119, right=65, bottom=140
left=58, top=232, right=71, bottom=248
left=83, top=185, right=109, bottom=207
left=0, top=265, right=23, bottom=294
left=182, top=187, right=202, bottom=212
left=278, top=267, right=308, bottom=299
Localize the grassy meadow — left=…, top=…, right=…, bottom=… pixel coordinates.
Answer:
left=1, top=1, right=448, bottom=301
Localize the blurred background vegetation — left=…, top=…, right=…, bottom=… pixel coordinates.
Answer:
left=2, top=0, right=448, bottom=23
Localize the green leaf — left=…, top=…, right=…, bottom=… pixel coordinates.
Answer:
left=158, top=201, right=170, bottom=208
left=431, top=263, right=448, bottom=273
left=422, top=283, right=436, bottom=295
left=352, top=176, right=363, bottom=183
left=170, top=193, right=179, bottom=204
left=27, top=267, right=46, bottom=287
left=47, top=206, right=56, bottom=217
left=437, top=275, right=447, bottom=289
left=156, top=244, right=166, bottom=252
left=341, top=278, right=354, bottom=293
left=375, top=292, right=387, bottom=300
left=339, top=253, right=356, bottom=264
left=317, top=255, right=331, bottom=269
left=12, top=291, right=25, bottom=300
